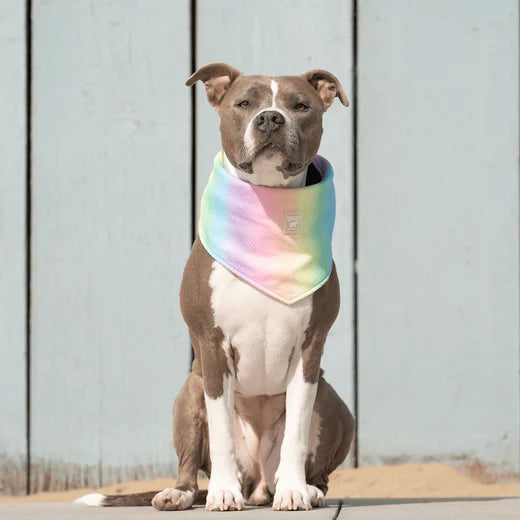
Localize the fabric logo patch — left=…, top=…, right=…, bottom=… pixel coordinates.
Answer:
left=284, top=213, right=304, bottom=234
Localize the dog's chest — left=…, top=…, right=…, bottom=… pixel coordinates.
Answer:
left=209, top=262, right=312, bottom=396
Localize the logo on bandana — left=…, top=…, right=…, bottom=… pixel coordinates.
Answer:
left=284, top=213, right=304, bottom=234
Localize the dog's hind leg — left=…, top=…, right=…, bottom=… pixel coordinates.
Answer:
left=305, top=375, right=355, bottom=503
left=152, top=367, right=210, bottom=511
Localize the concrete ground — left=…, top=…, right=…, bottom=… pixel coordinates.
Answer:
left=1, top=498, right=519, bottom=520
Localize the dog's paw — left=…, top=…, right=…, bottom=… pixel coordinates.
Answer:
left=272, top=480, right=312, bottom=511
left=152, top=488, right=194, bottom=511
left=206, top=483, right=244, bottom=511
left=306, top=485, right=324, bottom=508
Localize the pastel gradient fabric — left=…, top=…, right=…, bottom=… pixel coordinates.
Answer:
left=199, top=152, right=335, bottom=304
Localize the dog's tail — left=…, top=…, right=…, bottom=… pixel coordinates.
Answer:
left=74, top=489, right=208, bottom=507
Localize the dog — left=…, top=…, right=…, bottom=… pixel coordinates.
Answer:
left=76, top=63, right=355, bottom=512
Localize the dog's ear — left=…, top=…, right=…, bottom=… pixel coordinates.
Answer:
left=299, top=69, right=349, bottom=111
left=186, top=62, right=242, bottom=109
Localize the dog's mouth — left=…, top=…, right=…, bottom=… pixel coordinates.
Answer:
left=238, top=143, right=304, bottom=178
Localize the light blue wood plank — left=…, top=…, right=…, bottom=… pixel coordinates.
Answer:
left=0, top=0, right=27, bottom=495
left=31, top=0, right=191, bottom=491
left=357, top=0, right=519, bottom=473
left=196, top=0, right=355, bottom=466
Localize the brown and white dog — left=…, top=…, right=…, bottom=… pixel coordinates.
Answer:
left=76, top=63, right=355, bottom=512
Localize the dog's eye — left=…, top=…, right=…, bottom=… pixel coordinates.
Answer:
left=294, top=103, right=308, bottom=111
left=236, top=100, right=250, bottom=108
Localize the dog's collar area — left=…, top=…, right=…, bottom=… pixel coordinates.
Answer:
left=218, top=151, right=331, bottom=193
left=223, top=152, right=317, bottom=189
left=198, top=152, right=335, bottom=304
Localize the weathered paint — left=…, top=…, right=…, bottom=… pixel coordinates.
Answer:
left=357, top=0, right=520, bottom=472
left=195, top=1, right=355, bottom=466
left=0, top=0, right=27, bottom=496
left=30, top=0, right=191, bottom=491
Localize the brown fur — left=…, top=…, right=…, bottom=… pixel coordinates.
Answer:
left=299, top=70, right=349, bottom=109
left=305, top=376, right=356, bottom=494
left=180, top=237, right=231, bottom=400
left=218, top=75, right=326, bottom=175
left=172, top=371, right=210, bottom=492
left=186, top=64, right=347, bottom=177
left=185, top=63, right=241, bottom=108
left=301, top=264, right=341, bottom=384
left=103, top=490, right=209, bottom=507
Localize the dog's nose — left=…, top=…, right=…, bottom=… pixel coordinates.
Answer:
left=255, top=110, right=285, bottom=132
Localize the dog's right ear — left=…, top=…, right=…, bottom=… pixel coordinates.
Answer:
left=185, top=63, right=242, bottom=109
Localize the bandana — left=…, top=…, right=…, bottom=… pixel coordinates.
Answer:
left=198, top=152, right=335, bottom=304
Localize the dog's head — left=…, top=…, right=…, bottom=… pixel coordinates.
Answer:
left=186, top=63, right=348, bottom=180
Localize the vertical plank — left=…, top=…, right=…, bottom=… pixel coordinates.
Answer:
left=31, top=0, right=191, bottom=491
left=196, top=0, right=355, bottom=457
left=0, top=0, right=27, bottom=495
left=358, top=0, right=519, bottom=472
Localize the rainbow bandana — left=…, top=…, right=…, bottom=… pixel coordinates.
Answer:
left=199, top=152, right=335, bottom=304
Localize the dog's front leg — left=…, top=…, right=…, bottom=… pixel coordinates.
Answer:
left=273, top=356, right=319, bottom=511
left=204, top=368, right=244, bottom=511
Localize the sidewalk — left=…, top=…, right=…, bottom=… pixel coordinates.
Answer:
left=1, top=498, right=518, bottom=520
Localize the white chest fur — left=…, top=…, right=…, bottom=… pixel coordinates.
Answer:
left=209, top=261, right=312, bottom=396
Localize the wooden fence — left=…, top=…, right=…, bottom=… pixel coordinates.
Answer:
left=1, top=0, right=518, bottom=494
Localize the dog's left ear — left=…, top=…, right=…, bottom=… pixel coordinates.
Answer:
left=185, top=62, right=242, bottom=110
left=300, top=69, right=349, bottom=111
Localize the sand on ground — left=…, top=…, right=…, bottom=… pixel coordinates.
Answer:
left=1, top=463, right=519, bottom=502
